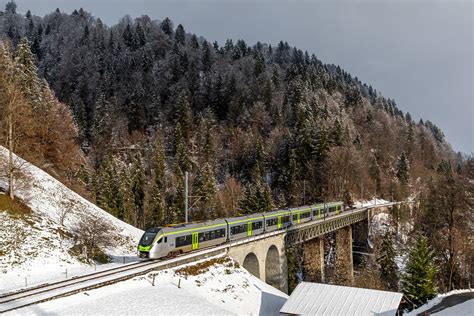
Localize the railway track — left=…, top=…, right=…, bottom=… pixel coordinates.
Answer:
left=0, top=247, right=226, bottom=313
left=0, top=202, right=398, bottom=313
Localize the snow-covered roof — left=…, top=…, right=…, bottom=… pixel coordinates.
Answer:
left=280, top=282, right=402, bottom=316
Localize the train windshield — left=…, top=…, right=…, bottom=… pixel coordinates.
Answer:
left=139, top=229, right=160, bottom=246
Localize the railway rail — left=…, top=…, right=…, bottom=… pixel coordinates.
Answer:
left=0, top=202, right=397, bottom=313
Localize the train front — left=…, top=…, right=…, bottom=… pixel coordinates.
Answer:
left=137, top=227, right=163, bottom=259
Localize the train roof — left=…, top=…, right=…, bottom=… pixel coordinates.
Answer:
left=144, top=227, right=162, bottom=233
left=160, top=218, right=227, bottom=234
left=225, top=214, right=264, bottom=224
left=263, top=209, right=291, bottom=217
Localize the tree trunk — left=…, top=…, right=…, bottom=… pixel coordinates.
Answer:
left=8, top=101, right=14, bottom=200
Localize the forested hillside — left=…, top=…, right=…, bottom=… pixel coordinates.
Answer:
left=0, top=2, right=471, bottom=292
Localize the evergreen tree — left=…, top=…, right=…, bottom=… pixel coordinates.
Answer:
left=202, top=41, right=212, bottom=72
left=396, top=152, right=410, bottom=185
left=175, top=91, right=193, bottom=139
left=91, top=93, right=112, bottom=148
left=378, top=232, right=399, bottom=291
left=331, top=119, right=344, bottom=146
left=193, top=162, right=217, bottom=219
left=175, top=24, right=185, bottom=45
left=134, top=23, right=146, bottom=48
left=130, top=154, right=145, bottom=228
left=171, top=168, right=185, bottom=223
left=254, top=52, right=265, bottom=77
left=174, top=122, right=191, bottom=172
left=195, top=162, right=217, bottom=203
left=401, top=234, right=438, bottom=306
left=147, top=135, right=167, bottom=227
left=95, top=156, right=124, bottom=220
left=122, top=24, right=134, bottom=48
left=16, top=38, right=41, bottom=107
left=240, top=164, right=274, bottom=214
left=278, top=150, right=298, bottom=206
left=295, top=99, right=313, bottom=169
left=190, top=34, right=199, bottom=49
left=148, top=184, right=164, bottom=228
left=160, top=17, right=173, bottom=37
left=153, top=135, right=166, bottom=189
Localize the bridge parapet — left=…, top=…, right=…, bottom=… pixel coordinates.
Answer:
left=285, top=209, right=367, bottom=246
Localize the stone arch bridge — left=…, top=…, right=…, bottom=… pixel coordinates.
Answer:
left=226, top=204, right=395, bottom=293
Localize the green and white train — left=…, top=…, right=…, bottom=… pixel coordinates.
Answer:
left=138, top=201, right=344, bottom=259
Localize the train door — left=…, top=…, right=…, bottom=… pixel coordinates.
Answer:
left=247, top=222, right=252, bottom=236
left=317, top=207, right=321, bottom=219
left=297, top=212, right=301, bottom=224
left=277, top=216, right=282, bottom=229
left=192, top=232, right=199, bottom=250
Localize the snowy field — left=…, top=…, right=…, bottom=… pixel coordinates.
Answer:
left=0, top=147, right=143, bottom=293
left=5, top=256, right=289, bottom=316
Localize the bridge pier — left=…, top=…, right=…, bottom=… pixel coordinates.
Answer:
left=353, top=220, right=369, bottom=250
left=303, top=237, right=325, bottom=283
left=335, top=225, right=354, bottom=285
left=227, top=234, right=288, bottom=293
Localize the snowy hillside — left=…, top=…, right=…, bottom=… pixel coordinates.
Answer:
left=0, top=146, right=143, bottom=292
left=5, top=256, right=288, bottom=316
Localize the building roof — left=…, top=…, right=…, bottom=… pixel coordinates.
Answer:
left=280, top=282, right=403, bottom=316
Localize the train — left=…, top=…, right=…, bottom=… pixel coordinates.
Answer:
left=137, top=201, right=344, bottom=259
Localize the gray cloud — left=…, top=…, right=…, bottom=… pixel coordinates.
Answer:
left=11, top=0, right=474, bottom=153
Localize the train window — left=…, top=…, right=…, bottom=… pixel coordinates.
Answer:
left=157, top=237, right=162, bottom=244
left=198, top=232, right=206, bottom=242
left=282, top=216, right=290, bottom=223
left=292, top=214, right=298, bottom=221
left=266, top=218, right=277, bottom=226
left=301, top=212, right=311, bottom=219
left=176, top=235, right=192, bottom=247
left=164, top=237, right=168, bottom=242
left=231, top=224, right=247, bottom=235
left=329, top=206, right=336, bottom=213
left=203, top=228, right=226, bottom=240
left=216, top=228, right=225, bottom=238
left=252, top=221, right=263, bottom=230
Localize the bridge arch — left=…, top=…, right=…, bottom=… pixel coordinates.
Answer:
left=265, top=245, right=282, bottom=290
left=243, top=252, right=260, bottom=278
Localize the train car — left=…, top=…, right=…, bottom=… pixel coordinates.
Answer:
left=137, top=219, right=227, bottom=259
left=326, top=201, right=344, bottom=216
left=226, top=214, right=265, bottom=241
left=138, top=227, right=162, bottom=258
left=311, top=203, right=326, bottom=220
left=289, top=205, right=313, bottom=225
left=263, top=210, right=291, bottom=233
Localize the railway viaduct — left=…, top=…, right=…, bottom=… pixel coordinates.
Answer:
left=226, top=204, right=393, bottom=293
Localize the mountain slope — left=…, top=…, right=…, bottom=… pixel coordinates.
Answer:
left=0, top=146, right=142, bottom=292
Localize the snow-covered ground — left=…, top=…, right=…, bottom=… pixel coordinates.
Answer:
left=6, top=256, right=289, bottom=316
left=354, top=198, right=391, bottom=208
left=0, top=147, right=143, bottom=293
left=405, top=289, right=473, bottom=316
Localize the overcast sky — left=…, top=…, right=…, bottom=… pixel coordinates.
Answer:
left=11, top=0, right=474, bottom=153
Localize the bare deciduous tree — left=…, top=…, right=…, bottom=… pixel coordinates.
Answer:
left=73, top=214, right=115, bottom=261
